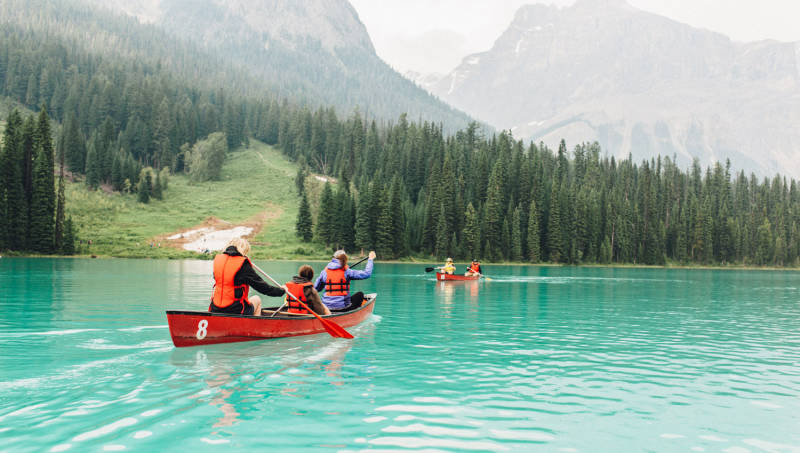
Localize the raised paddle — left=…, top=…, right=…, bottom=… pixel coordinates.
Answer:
left=251, top=263, right=354, bottom=339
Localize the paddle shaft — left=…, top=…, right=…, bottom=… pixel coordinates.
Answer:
left=250, top=262, right=354, bottom=339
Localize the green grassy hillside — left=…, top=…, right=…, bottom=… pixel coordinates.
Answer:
left=66, top=140, right=331, bottom=259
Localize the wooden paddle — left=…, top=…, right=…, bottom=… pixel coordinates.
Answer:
left=251, top=263, right=354, bottom=339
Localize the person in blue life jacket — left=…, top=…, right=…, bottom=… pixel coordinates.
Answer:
left=314, top=249, right=376, bottom=312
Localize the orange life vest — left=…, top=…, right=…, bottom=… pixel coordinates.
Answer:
left=285, top=281, right=313, bottom=314
left=468, top=263, right=481, bottom=273
left=211, top=254, right=250, bottom=309
left=324, top=267, right=350, bottom=296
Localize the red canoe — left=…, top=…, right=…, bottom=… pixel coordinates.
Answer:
left=166, top=294, right=377, bottom=347
left=435, top=272, right=480, bottom=281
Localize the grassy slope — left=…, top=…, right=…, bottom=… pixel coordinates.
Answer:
left=66, top=140, right=331, bottom=259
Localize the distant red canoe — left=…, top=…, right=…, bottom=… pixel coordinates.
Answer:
left=166, top=294, right=376, bottom=347
left=435, top=272, right=480, bottom=281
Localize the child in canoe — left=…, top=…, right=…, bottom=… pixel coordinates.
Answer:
left=283, top=265, right=330, bottom=315
left=208, top=238, right=285, bottom=316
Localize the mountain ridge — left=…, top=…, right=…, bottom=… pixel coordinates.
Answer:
left=429, top=0, right=800, bottom=176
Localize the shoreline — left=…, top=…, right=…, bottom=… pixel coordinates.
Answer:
left=3, top=252, right=799, bottom=272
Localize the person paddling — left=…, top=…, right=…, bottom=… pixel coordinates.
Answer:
left=438, top=257, right=456, bottom=275
left=284, top=265, right=330, bottom=316
left=209, top=238, right=285, bottom=316
left=465, top=259, right=482, bottom=277
left=314, top=250, right=376, bottom=312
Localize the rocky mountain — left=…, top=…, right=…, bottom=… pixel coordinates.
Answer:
left=431, top=0, right=800, bottom=176
left=78, top=0, right=473, bottom=131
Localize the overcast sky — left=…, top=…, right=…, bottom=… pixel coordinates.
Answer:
left=349, top=0, right=800, bottom=75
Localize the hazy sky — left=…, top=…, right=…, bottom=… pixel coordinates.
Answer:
left=349, top=0, right=800, bottom=74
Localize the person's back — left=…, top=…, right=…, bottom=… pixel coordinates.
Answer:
left=209, top=238, right=285, bottom=316
left=285, top=265, right=330, bottom=315
left=315, top=250, right=375, bottom=311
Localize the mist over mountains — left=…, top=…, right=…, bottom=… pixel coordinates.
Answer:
left=427, top=0, right=800, bottom=176
left=78, top=0, right=474, bottom=131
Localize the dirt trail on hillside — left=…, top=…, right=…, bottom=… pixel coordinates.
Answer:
left=156, top=204, right=283, bottom=253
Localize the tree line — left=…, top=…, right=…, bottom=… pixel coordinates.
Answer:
left=1, top=107, right=75, bottom=254
left=289, top=110, right=800, bottom=266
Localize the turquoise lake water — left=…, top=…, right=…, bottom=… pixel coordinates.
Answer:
left=0, top=258, right=799, bottom=452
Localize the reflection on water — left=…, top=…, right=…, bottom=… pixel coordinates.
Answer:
left=1, top=259, right=799, bottom=452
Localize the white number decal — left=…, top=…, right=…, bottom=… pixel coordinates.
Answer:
left=196, top=319, right=208, bottom=340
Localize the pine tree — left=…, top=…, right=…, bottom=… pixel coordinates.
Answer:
left=296, top=192, right=313, bottom=241
left=547, top=184, right=563, bottom=263
left=85, top=139, right=100, bottom=189
left=63, top=113, right=85, bottom=173
left=511, top=206, right=523, bottom=261
left=137, top=169, right=152, bottom=203
left=462, top=202, right=480, bottom=259
left=527, top=200, right=540, bottom=263
left=434, top=202, right=449, bottom=258
left=111, top=153, right=123, bottom=191
left=54, top=159, right=66, bottom=252
left=3, top=110, right=26, bottom=250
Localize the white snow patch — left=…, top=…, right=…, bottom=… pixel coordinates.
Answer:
left=515, top=39, right=524, bottom=55
left=466, top=56, right=480, bottom=65
left=182, top=227, right=253, bottom=252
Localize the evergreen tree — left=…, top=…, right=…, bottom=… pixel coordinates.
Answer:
left=3, top=110, right=26, bottom=250
left=296, top=192, right=313, bottom=241
left=54, top=160, right=65, bottom=252
left=63, top=113, right=85, bottom=173
left=511, top=206, right=523, bottom=261
left=434, top=202, right=449, bottom=259
left=137, top=169, right=152, bottom=203
left=85, top=139, right=101, bottom=189
left=462, top=202, right=480, bottom=259
left=111, top=153, right=123, bottom=191
left=547, top=184, right=563, bottom=262
left=527, top=200, right=540, bottom=263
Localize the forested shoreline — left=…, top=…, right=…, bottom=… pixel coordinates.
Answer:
left=0, top=4, right=798, bottom=266
left=285, top=112, right=799, bottom=267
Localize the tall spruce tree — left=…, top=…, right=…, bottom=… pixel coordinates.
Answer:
left=296, top=192, right=313, bottom=242
left=3, top=110, right=26, bottom=250
left=527, top=200, right=540, bottom=263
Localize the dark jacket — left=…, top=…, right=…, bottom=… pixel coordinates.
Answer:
left=290, top=276, right=327, bottom=315
left=220, top=246, right=285, bottom=300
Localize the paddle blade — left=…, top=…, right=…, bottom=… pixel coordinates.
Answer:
left=321, top=319, right=354, bottom=339
left=425, top=267, right=435, bottom=272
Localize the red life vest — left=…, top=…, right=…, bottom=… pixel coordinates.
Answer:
left=211, top=254, right=250, bottom=311
left=324, top=267, right=350, bottom=296
left=468, top=263, right=481, bottom=273
left=285, top=281, right=313, bottom=314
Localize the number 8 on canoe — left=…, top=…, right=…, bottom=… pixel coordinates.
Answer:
left=196, top=319, right=208, bottom=340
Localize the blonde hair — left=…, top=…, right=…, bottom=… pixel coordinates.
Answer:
left=227, top=237, right=251, bottom=256
left=333, top=249, right=348, bottom=267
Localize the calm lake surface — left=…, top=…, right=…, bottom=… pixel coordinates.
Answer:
left=0, top=258, right=798, bottom=452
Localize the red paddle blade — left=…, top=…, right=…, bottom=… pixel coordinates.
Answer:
left=321, top=319, right=354, bottom=339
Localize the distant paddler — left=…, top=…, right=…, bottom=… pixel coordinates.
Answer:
left=208, top=238, right=286, bottom=316
left=438, top=257, right=456, bottom=275
left=464, top=259, right=482, bottom=277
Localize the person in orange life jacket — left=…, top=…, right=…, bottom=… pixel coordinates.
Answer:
left=314, top=249, right=376, bottom=311
left=465, top=259, right=483, bottom=277
left=209, top=238, right=286, bottom=316
left=284, top=265, right=330, bottom=315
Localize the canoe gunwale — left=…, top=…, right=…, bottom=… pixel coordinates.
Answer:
left=166, top=294, right=376, bottom=320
